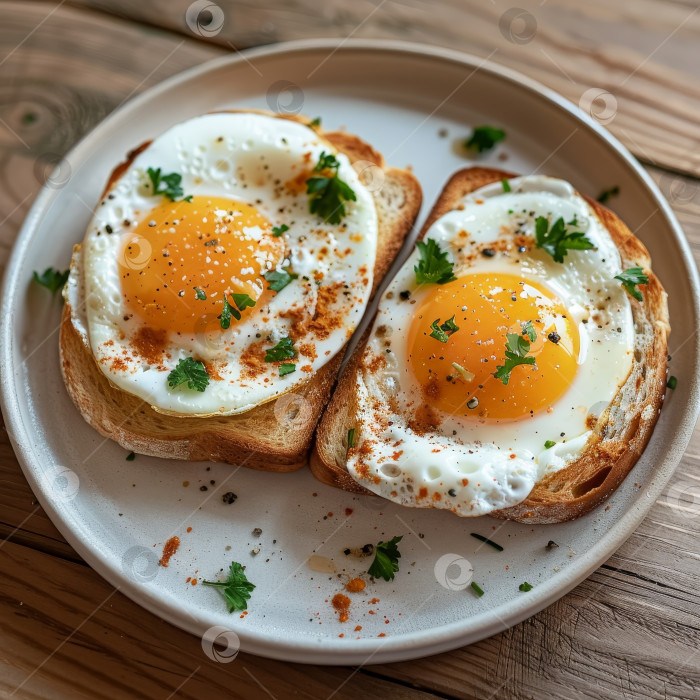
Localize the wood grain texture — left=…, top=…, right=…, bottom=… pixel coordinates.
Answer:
left=64, top=0, right=700, bottom=178
left=1, top=2, right=700, bottom=699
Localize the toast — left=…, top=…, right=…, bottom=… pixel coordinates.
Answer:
left=59, top=117, right=422, bottom=471
left=310, top=167, right=670, bottom=522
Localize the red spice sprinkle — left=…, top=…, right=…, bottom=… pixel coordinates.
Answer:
left=338, top=634, right=344, bottom=638
left=327, top=512, right=333, bottom=517
left=354, top=625, right=362, bottom=632
left=345, top=578, right=366, bottom=593
left=159, top=536, right=180, bottom=567
left=332, top=593, right=351, bottom=623
left=191, top=578, right=197, bottom=586
left=186, top=577, right=191, bottom=583
left=186, top=526, right=192, bottom=533
left=378, top=633, right=386, bottom=637
left=345, top=508, right=354, bottom=516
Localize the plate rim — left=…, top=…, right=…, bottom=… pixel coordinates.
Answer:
left=3, top=37, right=699, bottom=665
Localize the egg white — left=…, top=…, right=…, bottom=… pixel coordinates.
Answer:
left=80, top=112, right=377, bottom=415
left=348, top=175, right=634, bottom=516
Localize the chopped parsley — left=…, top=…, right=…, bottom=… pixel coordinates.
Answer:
left=125, top=451, right=136, bottom=461
left=279, top=363, right=296, bottom=377
left=414, top=238, right=456, bottom=285
left=615, top=267, right=648, bottom=302
left=368, top=535, right=402, bottom=581
left=167, top=357, right=209, bottom=392
left=534, top=216, right=594, bottom=263
left=194, top=287, right=206, bottom=300
left=501, top=178, right=511, bottom=192
left=493, top=328, right=536, bottom=385
left=470, top=532, right=503, bottom=552
left=306, top=151, right=356, bottom=224
left=597, top=185, right=620, bottom=204
left=264, top=337, right=297, bottom=362
left=146, top=167, right=192, bottom=202
left=667, top=375, right=677, bottom=390
left=272, top=224, right=289, bottom=237
left=465, top=125, right=505, bottom=153
left=470, top=581, right=485, bottom=597
left=309, top=116, right=322, bottom=128
left=347, top=428, right=356, bottom=449
left=220, top=292, right=256, bottom=328
left=429, top=315, right=460, bottom=342
left=264, top=268, right=298, bottom=292
left=544, top=440, right=556, bottom=449
left=202, top=561, right=255, bottom=613
left=519, top=582, right=533, bottom=592
left=522, top=320, right=537, bottom=343
left=33, top=267, right=69, bottom=295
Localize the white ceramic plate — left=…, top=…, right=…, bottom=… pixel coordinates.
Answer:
left=3, top=40, right=699, bottom=665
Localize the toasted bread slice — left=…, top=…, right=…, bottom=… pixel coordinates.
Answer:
left=310, top=167, right=670, bottom=522
left=59, top=120, right=422, bottom=471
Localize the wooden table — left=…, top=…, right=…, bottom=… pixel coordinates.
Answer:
left=2, top=2, right=700, bottom=698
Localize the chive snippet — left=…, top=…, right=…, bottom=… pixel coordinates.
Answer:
left=470, top=532, right=504, bottom=552
left=470, top=581, right=484, bottom=597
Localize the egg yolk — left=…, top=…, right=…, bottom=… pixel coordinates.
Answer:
left=118, top=196, right=284, bottom=336
left=407, top=272, right=580, bottom=420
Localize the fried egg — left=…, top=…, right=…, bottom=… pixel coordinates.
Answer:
left=80, top=112, right=377, bottom=415
left=348, top=175, right=634, bottom=516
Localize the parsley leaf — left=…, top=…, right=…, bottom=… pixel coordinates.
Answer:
left=194, top=287, right=206, bottom=300
left=544, top=440, right=556, bottom=449
left=501, top=178, right=511, bottom=192
left=667, top=375, right=677, bottom=390
left=125, top=451, right=135, bottom=461
left=272, top=224, right=289, bottom=237
left=279, top=362, right=296, bottom=376
left=493, top=331, right=536, bottom=385
left=33, top=267, right=69, bottom=294
left=264, top=337, right=297, bottom=362
left=597, top=186, right=620, bottom=204
left=220, top=293, right=256, bottom=327
left=519, top=582, right=533, bottom=592
left=167, top=357, right=209, bottom=392
left=146, top=167, right=192, bottom=202
left=306, top=151, right=357, bottom=224
left=429, top=315, right=460, bottom=342
left=368, top=535, right=402, bottom=581
left=522, top=320, right=537, bottom=343
left=219, top=296, right=233, bottom=329
left=465, top=125, right=506, bottom=153
left=414, top=238, right=457, bottom=285
left=347, top=428, right=355, bottom=449
left=534, top=216, right=594, bottom=264
left=264, top=268, right=298, bottom=292
left=309, top=116, right=322, bottom=128
left=615, top=266, right=648, bottom=302
left=202, top=561, right=256, bottom=613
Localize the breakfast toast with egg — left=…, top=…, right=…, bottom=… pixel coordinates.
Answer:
left=311, top=166, right=669, bottom=522
left=60, top=117, right=422, bottom=471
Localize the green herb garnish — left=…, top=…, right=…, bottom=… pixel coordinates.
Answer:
left=470, top=532, right=504, bottom=552
left=615, top=267, right=648, bottom=302
left=264, top=268, right=298, bottom=292
left=146, top=167, right=192, bottom=202
left=429, top=315, right=460, bottom=343
left=220, top=292, right=256, bottom=328
left=368, top=535, right=402, bottom=581
left=194, top=287, right=206, bottom=300
left=33, top=267, right=69, bottom=295
left=202, top=561, right=256, bottom=613
left=501, top=178, right=511, bottom=192
left=279, top=363, right=296, bottom=377
left=544, top=440, right=556, bottom=449
left=522, top=320, right=537, bottom=343
left=534, top=216, right=594, bottom=263
left=347, top=428, right=356, bottom=449
left=519, top=582, right=533, bottom=592
left=470, top=581, right=485, bottom=597
left=493, top=331, right=536, bottom=385
left=306, top=151, right=356, bottom=224
left=414, top=238, right=456, bottom=285
left=167, top=357, right=209, bottom=392
left=264, top=337, right=297, bottom=362
left=597, top=186, right=620, bottom=204
left=309, top=117, right=322, bottom=128
left=272, top=224, right=289, bottom=237
left=667, top=375, right=677, bottom=390
left=465, top=125, right=505, bottom=153
left=126, top=452, right=136, bottom=461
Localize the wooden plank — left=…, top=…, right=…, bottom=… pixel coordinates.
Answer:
left=0, top=539, right=438, bottom=699
left=61, top=0, right=700, bottom=178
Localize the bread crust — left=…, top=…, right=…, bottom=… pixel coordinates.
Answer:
left=310, top=167, right=670, bottom=521
left=59, top=114, right=422, bottom=470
